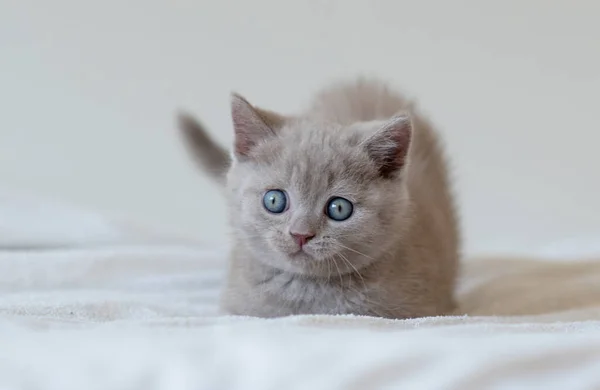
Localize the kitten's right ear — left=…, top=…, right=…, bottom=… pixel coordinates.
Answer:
left=365, top=114, right=413, bottom=178
left=231, top=93, right=285, bottom=158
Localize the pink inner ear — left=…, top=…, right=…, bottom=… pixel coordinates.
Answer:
left=230, top=94, right=275, bottom=158
left=367, top=115, right=412, bottom=178
left=389, top=117, right=412, bottom=167
left=234, top=132, right=256, bottom=157
left=232, top=111, right=261, bottom=156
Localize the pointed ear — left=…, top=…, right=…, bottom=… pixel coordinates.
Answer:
left=231, top=93, right=285, bottom=158
left=365, top=114, right=412, bottom=178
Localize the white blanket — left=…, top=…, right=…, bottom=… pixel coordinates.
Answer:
left=2, top=190, right=600, bottom=389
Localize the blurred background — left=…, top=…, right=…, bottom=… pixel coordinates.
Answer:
left=1, top=0, right=598, bottom=255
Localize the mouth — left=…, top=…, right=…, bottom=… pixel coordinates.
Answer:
left=290, top=247, right=307, bottom=256
left=288, top=246, right=315, bottom=259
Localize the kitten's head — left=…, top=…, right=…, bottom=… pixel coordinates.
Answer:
left=226, top=94, right=413, bottom=276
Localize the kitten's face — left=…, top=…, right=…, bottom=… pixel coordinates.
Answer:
left=227, top=115, right=411, bottom=277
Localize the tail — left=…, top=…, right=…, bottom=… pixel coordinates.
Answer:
left=177, top=112, right=231, bottom=186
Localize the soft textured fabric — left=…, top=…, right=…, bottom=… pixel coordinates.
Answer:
left=2, top=189, right=600, bottom=389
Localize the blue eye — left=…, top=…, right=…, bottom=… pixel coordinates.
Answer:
left=326, top=197, right=353, bottom=221
left=263, top=190, right=287, bottom=213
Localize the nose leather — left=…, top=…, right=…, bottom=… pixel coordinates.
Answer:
left=290, top=232, right=315, bottom=247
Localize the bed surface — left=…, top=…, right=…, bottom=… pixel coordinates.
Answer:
left=2, top=190, right=600, bottom=389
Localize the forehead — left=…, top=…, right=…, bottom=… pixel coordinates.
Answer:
left=251, top=122, right=378, bottom=200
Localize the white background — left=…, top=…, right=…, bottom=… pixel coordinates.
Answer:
left=1, top=0, right=599, bottom=255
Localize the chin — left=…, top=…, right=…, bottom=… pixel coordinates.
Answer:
left=271, top=247, right=330, bottom=275
left=288, top=249, right=353, bottom=277
left=288, top=249, right=319, bottom=263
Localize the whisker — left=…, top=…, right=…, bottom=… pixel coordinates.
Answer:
left=330, top=256, right=344, bottom=288
left=338, top=252, right=367, bottom=291
left=334, top=254, right=352, bottom=290
left=334, top=242, right=375, bottom=260
left=327, top=255, right=332, bottom=284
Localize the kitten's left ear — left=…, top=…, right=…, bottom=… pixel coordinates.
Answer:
left=365, top=114, right=412, bottom=178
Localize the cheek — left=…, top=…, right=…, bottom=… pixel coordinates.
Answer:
left=333, top=209, right=385, bottom=243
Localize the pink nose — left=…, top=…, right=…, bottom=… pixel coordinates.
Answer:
left=290, top=232, right=315, bottom=247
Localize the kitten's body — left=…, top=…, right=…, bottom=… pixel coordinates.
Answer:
left=180, top=79, right=459, bottom=319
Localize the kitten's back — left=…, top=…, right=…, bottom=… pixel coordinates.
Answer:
left=308, top=78, right=415, bottom=124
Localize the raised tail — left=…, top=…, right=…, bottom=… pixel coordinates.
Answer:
left=177, top=113, right=231, bottom=186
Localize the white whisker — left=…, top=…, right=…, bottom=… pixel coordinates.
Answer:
left=330, top=256, right=344, bottom=288
left=334, top=242, right=375, bottom=260
left=338, top=252, right=367, bottom=291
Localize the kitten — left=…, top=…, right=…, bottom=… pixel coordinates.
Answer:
left=178, top=78, right=460, bottom=318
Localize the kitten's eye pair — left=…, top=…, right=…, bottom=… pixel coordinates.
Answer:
left=262, top=190, right=353, bottom=221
